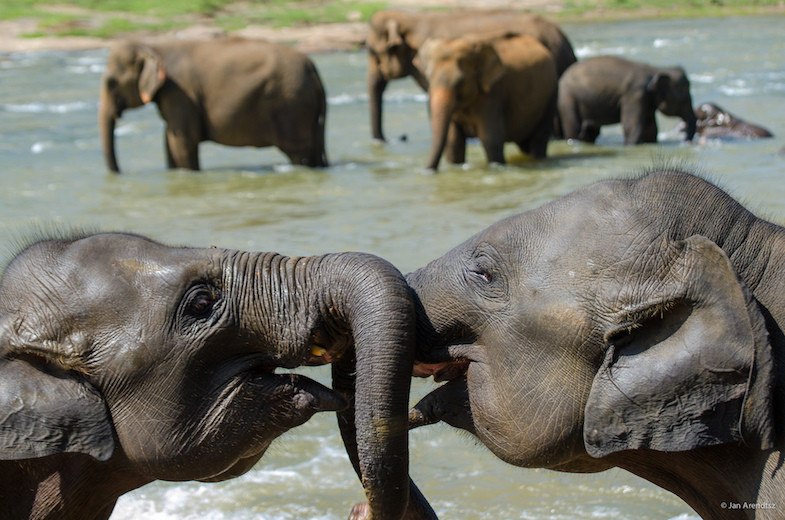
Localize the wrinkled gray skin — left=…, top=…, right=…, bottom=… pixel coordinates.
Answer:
left=366, top=9, right=576, bottom=142
left=0, top=232, right=418, bottom=520
left=415, top=34, right=557, bottom=170
left=100, top=37, right=328, bottom=172
left=558, top=56, right=697, bottom=144
left=692, top=102, right=774, bottom=140
left=406, top=170, right=785, bottom=519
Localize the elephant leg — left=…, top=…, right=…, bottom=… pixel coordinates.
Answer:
left=579, top=122, right=600, bottom=143
left=479, top=113, right=506, bottom=165
left=557, top=92, right=583, bottom=141
left=444, top=122, right=466, bottom=164
left=165, top=127, right=200, bottom=170
left=520, top=95, right=556, bottom=159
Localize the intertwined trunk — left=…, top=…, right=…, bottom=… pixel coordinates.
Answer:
left=232, top=251, right=419, bottom=519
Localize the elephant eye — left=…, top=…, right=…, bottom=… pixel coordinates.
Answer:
left=469, top=268, right=493, bottom=283
left=184, top=285, right=221, bottom=319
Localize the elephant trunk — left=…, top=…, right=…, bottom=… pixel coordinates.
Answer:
left=234, top=251, right=419, bottom=519
left=427, top=86, right=457, bottom=171
left=99, top=81, right=120, bottom=173
left=682, top=108, right=697, bottom=141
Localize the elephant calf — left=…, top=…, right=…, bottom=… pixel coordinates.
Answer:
left=100, top=37, right=328, bottom=172
left=0, top=232, right=422, bottom=519
left=415, top=33, right=558, bottom=170
left=557, top=55, right=697, bottom=144
left=406, top=169, right=785, bottom=519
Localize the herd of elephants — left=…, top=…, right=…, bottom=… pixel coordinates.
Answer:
left=2, top=7, right=784, bottom=520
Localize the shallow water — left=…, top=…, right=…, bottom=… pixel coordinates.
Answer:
left=1, top=15, right=783, bottom=519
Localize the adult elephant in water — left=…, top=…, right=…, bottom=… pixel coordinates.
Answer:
left=405, top=169, right=785, bottom=519
left=414, top=33, right=557, bottom=169
left=99, top=37, right=328, bottom=172
left=0, top=232, right=423, bottom=519
left=365, top=9, right=576, bottom=142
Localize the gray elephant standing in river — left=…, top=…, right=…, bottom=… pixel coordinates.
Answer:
left=366, top=9, right=576, bottom=142
left=99, top=37, right=328, bottom=172
left=405, top=169, right=785, bottom=519
left=0, top=232, right=423, bottom=519
left=414, top=33, right=557, bottom=169
left=557, top=56, right=697, bottom=144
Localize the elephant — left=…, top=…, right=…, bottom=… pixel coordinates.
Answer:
left=405, top=169, right=785, bottom=519
left=557, top=55, right=697, bottom=144
left=365, top=9, right=576, bottom=142
left=0, top=231, right=424, bottom=520
left=414, top=34, right=558, bottom=170
left=99, top=37, right=328, bottom=172
left=692, top=102, right=774, bottom=140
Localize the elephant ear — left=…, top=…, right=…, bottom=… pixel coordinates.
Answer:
left=476, top=43, right=505, bottom=94
left=584, top=235, right=775, bottom=458
left=138, top=46, right=166, bottom=104
left=0, top=349, right=115, bottom=461
left=645, top=72, right=670, bottom=103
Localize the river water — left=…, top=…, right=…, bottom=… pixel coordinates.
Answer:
left=1, top=14, right=783, bottom=520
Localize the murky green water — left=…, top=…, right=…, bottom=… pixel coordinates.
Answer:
left=1, top=15, right=783, bottom=519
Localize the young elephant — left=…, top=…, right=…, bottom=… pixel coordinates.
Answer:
left=405, top=169, right=785, bottom=519
left=693, top=101, right=774, bottom=140
left=366, top=9, right=576, bottom=142
left=0, top=232, right=421, bottom=519
left=558, top=55, right=697, bottom=144
left=415, top=34, right=558, bottom=170
left=99, top=37, right=328, bottom=172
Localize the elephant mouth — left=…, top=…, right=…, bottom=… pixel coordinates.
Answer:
left=413, top=344, right=484, bottom=382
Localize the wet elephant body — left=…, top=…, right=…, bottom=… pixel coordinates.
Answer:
left=406, top=169, right=785, bottom=519
left=366, top=9, right=576, bottom=142
left=558, top=56, right=697, bottom=144
left=0, top=232, right=417, bottom=519
left=100, top=37, right=328, bottom=172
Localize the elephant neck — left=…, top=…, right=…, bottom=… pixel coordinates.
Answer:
left=611, top=445, right=782, bottom=519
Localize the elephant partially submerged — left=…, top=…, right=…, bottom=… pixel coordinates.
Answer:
left=0, top=232, right=421, bottom=519
left=99, top=37, right=328, bottom=172
left=406, top=170, right=785, bottom=518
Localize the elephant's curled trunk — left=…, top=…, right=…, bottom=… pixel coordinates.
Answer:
left=99, top=81, right=120, bottom=173
left=238, top=251, right=427, bottom=518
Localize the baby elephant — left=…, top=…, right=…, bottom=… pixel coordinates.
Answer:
left=415, top=33, right=558, bottom=170
left=558, top=55, right=697, bottom=144
left=0, top=232, right=419, bottom=519
left=100, top=37, right=328, bottom=172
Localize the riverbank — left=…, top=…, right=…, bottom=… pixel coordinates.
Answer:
left=1, top=0, right=783, bottom=54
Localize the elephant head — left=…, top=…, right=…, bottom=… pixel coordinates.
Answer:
left=415, top=37, right=506, bottom=170
left=366, top=11, right=418, bottom=81
left=99, top=41, right=167, bottom=173
left=0, top=232, right=417, bottom=519
left=648, top=66, right=697, bottom=141
left=406, top=170, right=776, bottom=490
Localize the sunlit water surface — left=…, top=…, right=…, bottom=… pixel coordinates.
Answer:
left=1, top=15, right=783, bottom=520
